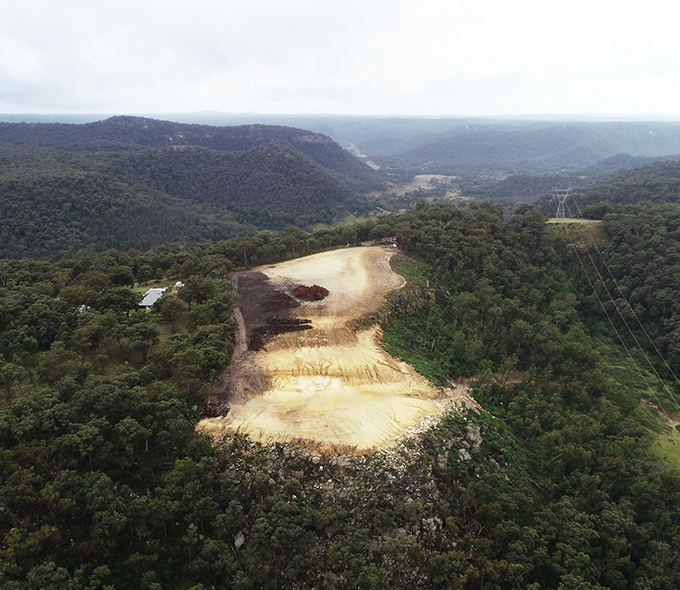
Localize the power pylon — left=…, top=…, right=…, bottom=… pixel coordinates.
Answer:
left=552, top=189, right=572, bottom=218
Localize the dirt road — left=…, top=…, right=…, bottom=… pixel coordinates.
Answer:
left=198, top=247, right=475, bottom=454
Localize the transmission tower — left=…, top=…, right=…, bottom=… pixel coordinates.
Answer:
left=552, top=189, right=572, bottom=218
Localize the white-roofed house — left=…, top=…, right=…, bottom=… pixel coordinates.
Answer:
left=139, top=287, right=167, bottom=312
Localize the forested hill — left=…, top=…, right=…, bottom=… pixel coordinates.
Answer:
left=534, top=157, right=680, bottom=215
left=3, top=203, right=680, bottom=588
left=0, top=116, right=388, bottom=193
left=467, top=155, right=680, bottom=205
left=371, top=121, right=680, bottom=176
left=0, top=142, right=373, bottom=258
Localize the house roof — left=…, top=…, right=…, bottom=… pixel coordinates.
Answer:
left=139, top=287, right=167, bottom=307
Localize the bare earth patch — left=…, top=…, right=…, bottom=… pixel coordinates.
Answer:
left=198, top=246, right=477, bottom=454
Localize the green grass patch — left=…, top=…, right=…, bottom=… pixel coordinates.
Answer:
left=132, top=280, right=175, bottom=295
left=389, top=254, right=431, bottom=286
left=650, top=424, right=680, bottom=472
left=591, top=328, right=680, bottom=468
left=381, top=325, right=450, bottom=387
left=546, top=219, right=608, bottom=248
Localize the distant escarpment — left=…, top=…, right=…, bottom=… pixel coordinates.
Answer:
left=0, top=116, right=388, bottom=194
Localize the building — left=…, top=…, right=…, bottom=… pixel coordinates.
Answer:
left=139, top=287, right=167, bottom=311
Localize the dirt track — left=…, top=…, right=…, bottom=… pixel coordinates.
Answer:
left=198, top=246, right=476, bottom=454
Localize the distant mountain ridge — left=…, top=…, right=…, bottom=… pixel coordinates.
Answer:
left=120, top=115, right=680, bottom=177
left=372, top=121, right=680, bottom=176
left=6, top=114, right=680, bottom=183
left=0, top=116, right=387, bottom=193
left=8, top=115, right=680, bottom=258
left=533, top=157, right=680, bottom=215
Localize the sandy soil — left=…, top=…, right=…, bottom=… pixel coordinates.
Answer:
left=198, top=246, right=476, bottom=454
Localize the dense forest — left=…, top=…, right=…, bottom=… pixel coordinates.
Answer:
left=8, top=116, right=680, bottom=208
left=0, top=117, right=388, bottom=195
left=7, top=117, right=680, bottom=261
left=0, top=116, right=397, bottom=259
left=2, top=200, right=680, bottom=589
left=452, top=155, right=680, bottom=204
left=0, top=142, right=377, bottom=259
left=576, top=159, right=680, bottom=211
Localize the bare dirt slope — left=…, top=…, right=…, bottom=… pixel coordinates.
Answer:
left=198, top=246, right=476, bottom=454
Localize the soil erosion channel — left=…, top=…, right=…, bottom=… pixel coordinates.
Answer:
left=198, top=247, right=466, bottom=454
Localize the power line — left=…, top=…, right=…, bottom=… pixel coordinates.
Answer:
left=561, top=196, right=680, bottom=416
left=557, top=207, right=672, bottom=422
left=568, top=195, right=680, bottom=389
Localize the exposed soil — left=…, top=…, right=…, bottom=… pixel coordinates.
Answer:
left=230, top=270, right=299, bottom=329
left=199, top=247, right=476, bottom=454
left=228, top=271, right=312, bottom=351
left=248, top=318, right=313, bottom=351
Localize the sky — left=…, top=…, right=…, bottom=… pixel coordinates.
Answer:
left=1, top=0, right=679, bottom=117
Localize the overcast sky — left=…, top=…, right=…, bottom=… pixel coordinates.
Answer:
left=1, top=0, right=678, bottom=117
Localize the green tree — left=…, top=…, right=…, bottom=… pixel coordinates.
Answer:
left=108, top=265, right=135, bottom=287
left=116, top=416, right=152, bottom=466
left=129, top=323, right=161, bottom=362
left=154, top=295, right=187, bottom=334
left=0, top=361, right=27, bottom=397
left=95, top=287, right=142, bottom=317
left=178, top=276, right=217, bottom=310
left=57, top=285, right=89, bottom=307
left=137, top=264, right=154, bottom=284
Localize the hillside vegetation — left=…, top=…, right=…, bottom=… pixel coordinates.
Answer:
left=129, top=114, right=680, bottom=163
left=0, top=141, right=375, bottom=259
left=363, top=121, right=680, bottom=176
left=0, top=116, right=395, bottom=258
left=2, top=201, right=680, bottom=588
left=0, top=116, right=388, bottom=194
left=533, top=157, right=680, bottom=216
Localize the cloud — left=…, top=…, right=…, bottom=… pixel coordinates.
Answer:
left=0, top=0, right=678, bottom=115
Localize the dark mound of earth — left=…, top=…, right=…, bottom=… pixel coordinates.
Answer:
left=231, top=271, right=300, bottom=328
left=293, top=285, right=329, bottom=301
left=248, top=317, right=313, bottom=351
left=228, top=271, right=322, bottom=351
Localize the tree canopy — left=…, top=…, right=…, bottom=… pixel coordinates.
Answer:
left=2, top=203, right=680, bottom=589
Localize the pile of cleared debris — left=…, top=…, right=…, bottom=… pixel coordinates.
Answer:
left=293, top=284, right=329, bottom=301
left=201, top=399, right=230, bottom=418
